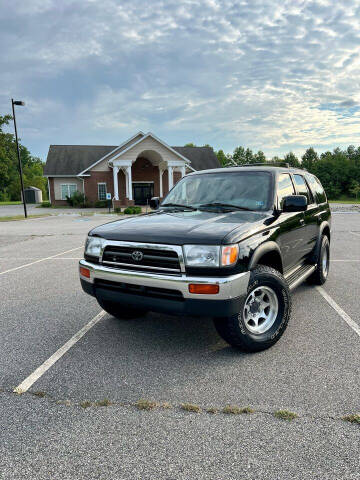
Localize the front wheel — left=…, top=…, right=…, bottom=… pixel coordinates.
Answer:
left=97, top=298, right=148, bottom=320
left=214, top=265, right=292, bottom=352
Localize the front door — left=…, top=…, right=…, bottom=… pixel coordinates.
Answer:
left=132, top=183, right=154, bottom=205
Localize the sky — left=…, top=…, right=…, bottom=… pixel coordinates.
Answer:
left=1, top=0, right=360, bottom=161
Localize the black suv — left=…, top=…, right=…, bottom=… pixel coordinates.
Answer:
left=79, top=165, right=331, bottom=352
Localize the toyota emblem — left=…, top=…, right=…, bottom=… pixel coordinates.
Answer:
left=131, top=250, right=144, bottom=262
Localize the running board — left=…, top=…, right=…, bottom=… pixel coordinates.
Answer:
left=285, top=264, right=317, bottom=291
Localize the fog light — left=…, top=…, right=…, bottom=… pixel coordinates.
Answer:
left=189, top=284, right=219, bottom=294
left=80, top=266, right=90, bottom=278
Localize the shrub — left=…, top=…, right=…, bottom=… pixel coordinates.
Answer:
left=95, top=200, right=108, bottom=208
left=66, top=191, right=86, bottom=207
left=124, top=206, right=142, bottom=215
left=39, top=201, right=51, bottom=208
left=114, top=207, right=122, bottom=214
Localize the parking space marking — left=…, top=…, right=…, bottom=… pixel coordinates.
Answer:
left=0, top=246, right=83, bottom=275
left=13, top=310, right=106, bottom=394
left=316, top=286, right=360, bottom=338
left=350, top=231, right=360, bottom=238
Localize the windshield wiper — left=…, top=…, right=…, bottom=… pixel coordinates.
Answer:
left=199, top=202, right=252, bottom=211
left=161, top=203, right=197, bottom=211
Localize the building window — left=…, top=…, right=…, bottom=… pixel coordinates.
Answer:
left=98, top=183, right=107, bottom=200
left=61, top=184, right=77, bottom=200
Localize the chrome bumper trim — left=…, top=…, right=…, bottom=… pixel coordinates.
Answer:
left=79, top=259, right=250, bottom=301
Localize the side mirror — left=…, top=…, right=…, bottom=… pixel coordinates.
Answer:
left=282, top=195, right=307, bottom=212
left=149, top=197, right=160, bottom=210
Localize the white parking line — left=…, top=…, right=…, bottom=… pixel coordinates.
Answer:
left=0, top=246, right=83, bottom=275
left=316, top=287, right=360, bottom=338
left=350, top=231, right=360, bottom=238
left=14, top=310, right=106, bottom=394
left=0, top=257, right=82, bottom=260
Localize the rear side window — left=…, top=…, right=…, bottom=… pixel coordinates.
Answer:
left=293, top=174, right=312, bottom=203
left=277, top=173, right=295, bottom=207
left=307, top=175, right=327, bottom=204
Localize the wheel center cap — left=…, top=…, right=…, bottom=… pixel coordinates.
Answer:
left=250, top=300, right=260, bottom=314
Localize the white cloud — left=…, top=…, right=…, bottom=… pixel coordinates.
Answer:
left=1, top=0, right=360, bottom=159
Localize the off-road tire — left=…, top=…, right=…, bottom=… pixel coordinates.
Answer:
left=213, top=265, right=291, bottom=352
left=307, top=235, right=330, bottom=285
left=97, top=298, right=148, bottom=320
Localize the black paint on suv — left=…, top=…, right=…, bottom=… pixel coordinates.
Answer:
left=79, top=165, right=331, bottom=352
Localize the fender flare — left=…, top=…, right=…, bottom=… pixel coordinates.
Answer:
left=248, top=241, right=283, bottom=272
left=310, top=221, right=331, bottom=262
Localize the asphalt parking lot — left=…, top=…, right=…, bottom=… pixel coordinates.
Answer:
left=1, top=211, right=359, bottom=479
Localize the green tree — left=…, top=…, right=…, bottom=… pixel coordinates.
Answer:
left=254, top=150, right=266, bottom=163
left=349, top=180, right=360, bottom=199
left=0, top=113, right=46, bottom=201
left=284, top=152, right=300, bottom=168
left=216, top=149, right=229, bottom=166
left=301, top=147, right=318, bottom=171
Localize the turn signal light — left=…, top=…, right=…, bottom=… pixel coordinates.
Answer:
left=189, top=284, right=219, bottom=294
left=80, top=266, right=90, bottom=278
left=221, top=244, right=239, bottom=266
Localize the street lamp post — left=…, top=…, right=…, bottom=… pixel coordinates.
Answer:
left=11, top=99, right=27, bottom=218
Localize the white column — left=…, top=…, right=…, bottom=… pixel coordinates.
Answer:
left=127, top=166, right=133, bottom=201
left=180, top=166, right=186, bottom=178
left=113, top=166, right=119, bottom=200
left=123, top=168, right=129, bottom=198
left=168, top=166, right=173, bottom=190
left=159, top=168, right=164, bottom=197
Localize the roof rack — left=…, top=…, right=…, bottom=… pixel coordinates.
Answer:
left=226, top=162, right=290, bottom=168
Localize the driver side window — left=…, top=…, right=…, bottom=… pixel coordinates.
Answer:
left=277, top=173, right=295, bottom=208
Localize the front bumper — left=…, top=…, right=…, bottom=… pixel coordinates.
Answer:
left=79, top=259, right=250, bottom=317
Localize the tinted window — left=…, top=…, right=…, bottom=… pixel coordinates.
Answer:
left=293, top=174, right=311, bottom=203
left=163, top=171, right=272, bottom=211
left=307, top=175, right=327, bottom=204
left=277, top=174, right=295, bottom=207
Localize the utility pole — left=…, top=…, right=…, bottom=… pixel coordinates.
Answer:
left=11, top=99, right=27, bottom=218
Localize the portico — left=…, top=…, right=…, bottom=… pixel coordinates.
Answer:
left=109, top=133, right=189, bottom=205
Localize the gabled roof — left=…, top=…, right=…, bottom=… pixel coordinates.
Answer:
left=173, top=146, right=220, bottom=171
left=43, top=145, right=118, bottom=176
left=44, top=134, right=220, bottom=176
left=109, top=132, right=191, bottom=165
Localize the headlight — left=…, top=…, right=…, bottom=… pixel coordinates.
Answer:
left=184, top=245, right=220, bottom=267
left=184, top=244, right=239, bottom=267
left=85, top=236, right=106, bottom=257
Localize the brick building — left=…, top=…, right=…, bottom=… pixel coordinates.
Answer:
left=44, top=132, right=220, bottom=207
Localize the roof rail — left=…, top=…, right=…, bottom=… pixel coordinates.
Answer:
left=226, top=162, right=290, bottom=168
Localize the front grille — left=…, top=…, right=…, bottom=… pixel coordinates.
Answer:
left=101, top=245, right=181, bottom=274
left=95, top=279, right=184, bottom=301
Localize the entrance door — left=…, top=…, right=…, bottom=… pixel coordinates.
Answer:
left=132, top=183, right=154, bottom=205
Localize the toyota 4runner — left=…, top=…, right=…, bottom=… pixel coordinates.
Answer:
left=79, top=165, right=331, bottom=352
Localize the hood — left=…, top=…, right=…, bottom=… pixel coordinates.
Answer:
left=89, top=210, right=274, bottom=245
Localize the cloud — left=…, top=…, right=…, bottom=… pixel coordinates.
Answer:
left=1, top=0, right=360, bottom=159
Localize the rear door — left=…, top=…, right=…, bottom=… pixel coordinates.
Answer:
left=292, top=173, right=318, bottom=258
left=276, top=173, right=307, bottom=271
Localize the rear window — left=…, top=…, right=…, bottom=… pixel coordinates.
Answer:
left=293, top=174, right=312, bottom=204
left=307, top=175, right=327, bottom=204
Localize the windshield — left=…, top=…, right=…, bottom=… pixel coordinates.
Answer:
left=162, top=171, right=272, bottom=211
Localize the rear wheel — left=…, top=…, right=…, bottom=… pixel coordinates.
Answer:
left=214, top=265, right=291, bottom=352
left=308, top=235, right=330, bottom=285
left=97, top=298, right=148, bottom=320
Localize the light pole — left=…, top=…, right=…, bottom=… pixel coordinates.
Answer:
left=11, top=99, right=27, bottom=218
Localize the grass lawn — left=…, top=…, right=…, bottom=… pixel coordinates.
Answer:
left=329, top=198, right=360, bottom=204
left=0, top=201, right=22, bottom=205
left=0, top=214, right=52, bottom=222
